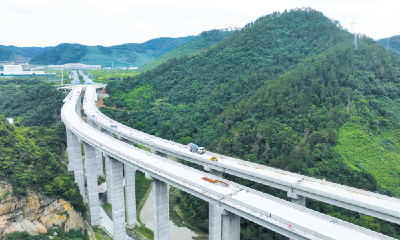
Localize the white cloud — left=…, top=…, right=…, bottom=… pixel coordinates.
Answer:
left=0, top=0, right=398, bottom=47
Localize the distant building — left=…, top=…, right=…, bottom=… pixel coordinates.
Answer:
left=6, top=118, right=13, bottom=124
left=48, top=63, right=101, bottom=70
left=129, top=67, right=137, bottom=70
left=0, top=65, right=47, bottom=76
left=103, top=67, right=112, bottom=70
left=4, top=65, right=23, bottom=74
left=117, top=67, right=127, bottom=70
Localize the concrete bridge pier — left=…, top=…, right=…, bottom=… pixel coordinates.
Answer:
left=109, top=156, right=127, bottom=239
left=208, top=169, right=223, bottom=240
left=102, top=128, right=114, bottom=138
left=66, top=129, right=86, bottom=198
left=84, top=142, right=101, bottom=225
left=104, top=155, right=113, bottom=204
left=86, top=120, right=104, bottom=177
left=287, top=191, right=306, bottom=207
left=222, top=210, right=240, bottom=240
left=209, top=204, right=223, bottom=240
left=150, top=177, right=169, bottom=240
left=95, top=149, right=103, bottom=176
left=287, top=191, right=306, bottom=240
left=125, top=164, right=139, bottom=227
left=75, top=96, right=81, bottom=118
left=87, top=118, right=100, bottom=130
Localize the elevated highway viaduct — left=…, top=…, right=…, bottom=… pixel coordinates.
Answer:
left=61, top=85, right=397, bottom=240
left=83, top=85, right=400, bottom=227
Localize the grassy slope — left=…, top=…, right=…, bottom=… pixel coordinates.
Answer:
left=139, top=30, right=233, bottom=72
left=334, top=115, right=400, bottom=194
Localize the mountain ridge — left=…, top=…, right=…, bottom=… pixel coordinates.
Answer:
left=378, top=35, right=400, bottom=57
left=28, top=36, right=196, bottom=67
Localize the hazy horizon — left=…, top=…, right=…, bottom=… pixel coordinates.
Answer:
left=1, top=0, right=399, bottom=48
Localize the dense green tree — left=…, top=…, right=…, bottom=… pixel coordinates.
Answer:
left=100, top=8, right=400, bottom=239
left=0, top=116, right=85, bottom=213
left=0, top=83, right=65, bottom=127
left=29, top=43, right=89, bottom=65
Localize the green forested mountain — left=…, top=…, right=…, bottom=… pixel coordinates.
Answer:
left=0, top=81, right=85, bottom=212
left=101, top=8, right=400, bottom=239
left=0, top=83, right=65, bottom=127
left=0, top=45, right=52, bottom=60
left=0, top=116, right=85, bottom=213
left=80, top=36, right=195, bottom=68
left=139, top=30, right=233, bottom=72
left=378, top=35, right=400, bottom=57
left=29, top=43, right=89, bottom=65
left=0, top=47, right=24, bottom=61
left=28, top=37, right=195, bottom=67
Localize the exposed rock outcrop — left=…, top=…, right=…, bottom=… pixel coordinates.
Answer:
left=0, top=180, right=91, bottom=237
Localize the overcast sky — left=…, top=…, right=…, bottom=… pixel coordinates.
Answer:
left=1, top=0, right=398, bottom=47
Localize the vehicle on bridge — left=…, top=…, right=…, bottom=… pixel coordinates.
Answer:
left=210, top=156, right=218, bottom=162
left=188, top=143, right=205, bottom=154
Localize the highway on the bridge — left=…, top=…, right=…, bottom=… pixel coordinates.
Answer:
left=83, top=85, right=400, bottom=225
left=60, top=85, right=396, bottom=240
left=79, top=70, right=94, bottom=84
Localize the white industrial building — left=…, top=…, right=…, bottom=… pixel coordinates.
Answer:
left=48, top=63, right=101, bottom=70
left=0, top=65, right=47, bottom=76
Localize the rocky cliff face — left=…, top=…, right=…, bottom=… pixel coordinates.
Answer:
left=0, top=180, right=91, bottom=237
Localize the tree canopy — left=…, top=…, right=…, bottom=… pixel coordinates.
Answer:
left=101, top=8, right=400, bottom=239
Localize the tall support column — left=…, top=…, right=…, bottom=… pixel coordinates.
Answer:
left=95, top=149, right=103, bottom=176
left=86, top=118, right=93, bottom=127
left=87, top=118, right=100, bottom=130
left=75, top=96, right=81, bottom=118
left=102, top=128, right=114, bottom=137
left=125, top=164, right=139, bottom=227
left=153, top=179, right=169, bottom=240
left=287, top=192, right=306, bottom=240
left=84, top=142, right=100, bottom=225
left=222, top=210, right=240, bottom=240
left=208, top=169, right=223, bottom=240
left=92, top=121, right=100, bottom=130
left=209, top=205, right=223, bottom=240
left=105, top=155, right=113, bottom=204
left=287, top=191, right=306, bottom=207
left=110, top=157, right=127, bottom=239
left=86, top=120, right=103, bottom=176
left=66, top=129, right=85, bottom=198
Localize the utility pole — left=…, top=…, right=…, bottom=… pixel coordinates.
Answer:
left=349, top=18, right=357, bottom=50
left=61, top=68, right=64, bottom=85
